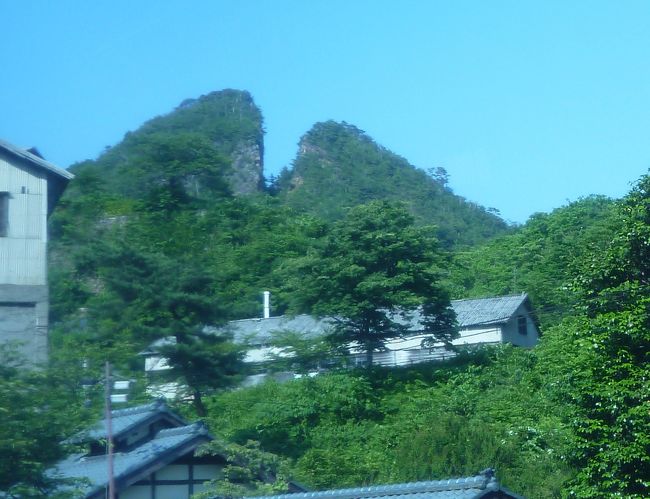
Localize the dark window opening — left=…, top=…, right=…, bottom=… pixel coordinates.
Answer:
left=518, top=316, right=528, bottom=335
left=0, top=192, right=8, bottom=237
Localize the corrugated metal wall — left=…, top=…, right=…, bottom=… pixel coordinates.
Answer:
left=0, top=155, right=47, bottom=285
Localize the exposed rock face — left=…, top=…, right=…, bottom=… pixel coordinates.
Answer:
left=68, top=89, right=267, bottom=199
left=227, top=138, right=264, bottom=195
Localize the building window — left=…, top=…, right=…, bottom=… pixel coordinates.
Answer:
left=518, top=316, right=528, bottom=335
left=0, top=192, right=8, bottom=237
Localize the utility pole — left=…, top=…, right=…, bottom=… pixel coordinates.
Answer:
left=105, top=362, right=116, bottom=499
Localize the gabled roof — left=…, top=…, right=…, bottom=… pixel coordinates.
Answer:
left=244, top=470, right=524, bottom=499
left=65, top=400, right=186, bottom=444
left=451, top=294, right=531, bottom=328
left=0, top=138, right=74, bottom=180
left=51, top=422, right=211, bottom=498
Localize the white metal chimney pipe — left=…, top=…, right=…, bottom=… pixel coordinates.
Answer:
left=263, top=291, right=271, bottom=319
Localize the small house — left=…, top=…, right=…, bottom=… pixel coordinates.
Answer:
left=49, top=401, right=224, bottom=498
left=368, top=293, right=540, bottom=366
left=141, top=294, right=539, bottom=393
left=219, top=293, right=540, bottom=369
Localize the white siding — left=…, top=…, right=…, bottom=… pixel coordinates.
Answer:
left=193, top=464, right=221, bottom=480
left=501, top=304, right=540, bottom=347
left=0, top=238, right=46, bottom=285
left=0, top=155, right=47, bottom=285
left=0, top=156, right=47, bottom=194
left=453, top=326, right=502, bottom=346
left=120, top=485, right=150, bottom=499
left=119, top=462, right=222, bottom=499
left=155, top=465, right=189, bottom=480
left=156, top=485, right=189, bottom=499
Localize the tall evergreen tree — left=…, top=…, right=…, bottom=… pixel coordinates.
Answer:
left=284, top=201, right=456, bottom=364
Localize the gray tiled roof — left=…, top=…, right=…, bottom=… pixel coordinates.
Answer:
left=65, top=400, right=186, bottom=444
left=450, top=294, right=529, bottom=328
left=0, top=138, right=74, bottom=179
left=244, top=471, right=523, bottom=499
left=219, top=314, right=335, bottom=344
left=51, top=423, right=210, bottom=497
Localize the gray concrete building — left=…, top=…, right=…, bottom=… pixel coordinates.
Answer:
left=0, top=139, right=73, bottom=365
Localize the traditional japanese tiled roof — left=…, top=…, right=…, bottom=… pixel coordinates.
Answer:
left=51, top=422, right=211, bottom=498
left=450, top=294, right=530, bottom=328
left=0, top=138, right=74, bottom=180
left=244, top=470, right=524, bottom=499
left=65, top=400, right=186, bottom=444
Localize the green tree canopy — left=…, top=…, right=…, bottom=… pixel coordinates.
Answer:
left=74, top=242, right=245, bottom=415
left=564, top=174, right=650, bottom=497
left=283, top=201, right=456, bottom=364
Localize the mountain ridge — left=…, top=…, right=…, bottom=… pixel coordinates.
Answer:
left=274, top=120, right=510, bottom=247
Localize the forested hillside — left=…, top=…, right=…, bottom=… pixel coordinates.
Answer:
left=274, top=121, right=510, bottom=248
left=69, top=89, right=265, bottom=196
left=1, top=88, right=648, bottom=498
left=200, top=175, right=650, bottom=498
left=446, top=195, right=618, bottom=326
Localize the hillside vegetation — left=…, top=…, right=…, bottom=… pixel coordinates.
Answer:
left=274, top=121, right=510, bottom=248
left=202, top=174, right=650, bottom=498
left=1, top=88, right=647, bottom=498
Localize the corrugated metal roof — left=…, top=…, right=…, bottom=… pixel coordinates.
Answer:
left=245, top=471, right=523, bottom=499
left=140, top=294, right=532, bottom=356
left=450, top=294, right=529, bottom=328
left=0, top=138, right=74, bottom=180
left=221, top=294, right=529, bottom=342
left=65, top=400, right=186, bottom=444
left=51, top=423, right=210, bottom=497
left=216, top=314, right=335, bottom=344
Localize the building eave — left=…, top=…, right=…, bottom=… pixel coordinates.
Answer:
left=0, top=138, right=74, bottom=180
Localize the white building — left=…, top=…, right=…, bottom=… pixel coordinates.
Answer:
left=367, top=293, right=540, bottom=367
left=142, top=294, right=540, bottom=394
left=0, top=139, right=73, bottom=364
left=224, top=293, right=540, bottom=368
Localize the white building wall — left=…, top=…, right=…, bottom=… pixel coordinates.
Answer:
left=501, top=303, right=540, bottom=348
left=0, top=154, right=47, bottom=285
left=452, top=326, right=502, bottom=346
left=0, top=151, right=54, bottom=364
left=118, top=463, right=223, bottom=499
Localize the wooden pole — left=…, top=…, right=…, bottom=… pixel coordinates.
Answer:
left=105, top=361, right=115, bottom=499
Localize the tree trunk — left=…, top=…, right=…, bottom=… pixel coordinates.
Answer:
left=365, top=345, right=373, bottom=367
left=193, top=389, right=207, bottom=417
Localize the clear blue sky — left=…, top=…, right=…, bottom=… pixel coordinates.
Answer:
left=2, top=0, right=649, bottom=223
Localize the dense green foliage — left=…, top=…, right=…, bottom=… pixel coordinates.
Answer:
left=282, top=201, right=456, bottom=363
left=193, top=440, right=291, bottom=498
left=563, top=176, right=650, bottom=497
left=447, top=196, right=617, bottom=326
left=0, top=346, right=94, bottom=496
left=205, top=347, right=574, bottom=498
left=202, top=174, right=650, bottom=499
left=69, top=89, right=264, bottom=197
left=274, top=121, right=510, bottom=248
